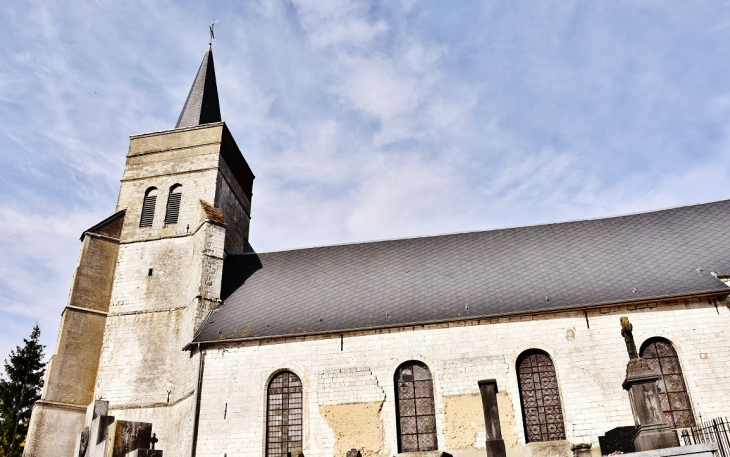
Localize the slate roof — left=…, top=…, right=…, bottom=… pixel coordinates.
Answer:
left=175, top=45, right=221, bottom=129
left=193, top=199, right=730, bottom=344
left=200, top=200, right=227, bottom=227
left=79, top=210, right=125, bottom=241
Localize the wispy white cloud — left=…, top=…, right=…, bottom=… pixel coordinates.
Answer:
left=292, top=0, right=389, bottom=48
left=0, top=204, right=101, bottom=355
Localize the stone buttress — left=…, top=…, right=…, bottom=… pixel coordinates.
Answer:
left=24, top=212, right=125, bottom=457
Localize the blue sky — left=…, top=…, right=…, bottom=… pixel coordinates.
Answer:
left=1, top=1, right=730, bottom=360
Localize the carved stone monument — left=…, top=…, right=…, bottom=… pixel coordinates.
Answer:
left=74, top=399, right=111, bottom=457
left=570, top=443, right=592, bottom=457
left=105, top=420, right=153, bottom=457
left=598, top=426, right=637, bottom=454
left=620, top=317, right=679, bottom=451
left=478, top=379, right=507, bottom=457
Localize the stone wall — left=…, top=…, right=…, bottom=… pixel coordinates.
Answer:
left=193, top=299, right=730, bottom=457
left=215, top=156, right=251, bottom=253
left=24, top=402, right=85, bottom=457
left=56, top=123, right=243, bottom=457
left=92, top=232, right=204, bottom=455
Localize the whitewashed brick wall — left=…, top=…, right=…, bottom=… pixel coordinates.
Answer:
left=317, top=367, right=386, bottom=405
left=194, top=299, right=730, bottom=457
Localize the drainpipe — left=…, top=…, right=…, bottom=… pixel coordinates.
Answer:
left=191, top=343, right=205, bottom=457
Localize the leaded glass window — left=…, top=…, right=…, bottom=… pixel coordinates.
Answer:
left=641, top=338, right=695, bottom=428
left=266, top=371, right=303, bottom=457
left=517, top=350, right=566, bottom=443
left=395, top=361, right=437, bottom=452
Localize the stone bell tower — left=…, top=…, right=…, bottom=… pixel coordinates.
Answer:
left=25, top=43, right=254, bottom=456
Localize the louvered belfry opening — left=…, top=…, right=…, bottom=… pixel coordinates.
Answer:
left=517, top=350, right=566, bottom=443
left=266, top=371, right=303, bottom=457
left=395, top=361, right=438, bottom=452
left=165, top=184, right=182, bottom=225
left=139, top=187, right=158, bottom=227
left=641, top=338, right=695, bottom=428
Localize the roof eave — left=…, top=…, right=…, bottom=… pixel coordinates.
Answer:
left=80, top=210, right=126, bottom=241
left=183, top=287, right=730, bottom=351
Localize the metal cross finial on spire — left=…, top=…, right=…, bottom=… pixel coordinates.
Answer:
left=176, top=23, right=221, bottom=129
left=209, top=19, right=218, bottom=45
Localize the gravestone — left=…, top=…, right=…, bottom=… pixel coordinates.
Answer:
left=72, top=399, right=163, bottom=457
left=79, top=426, right=90, bottom=457
left=105, top=420, right=153, bottom=457
left=599, top=426, right=637, bottom=455
left=74, top=400, right=108, bottom=457
left=478, top=379, right=507, bottom=457
left=125, top=450, right=163, bottom=457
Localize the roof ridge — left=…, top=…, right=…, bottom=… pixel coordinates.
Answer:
left=203, top=196, right=730, bottom=344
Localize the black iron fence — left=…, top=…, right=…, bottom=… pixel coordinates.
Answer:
left=681, top=417, right=730, bottom=457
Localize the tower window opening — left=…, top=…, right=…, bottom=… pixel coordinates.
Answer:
left=140, top=187, right=158, bottom=227
left=165, top=184, right=182, bottom=225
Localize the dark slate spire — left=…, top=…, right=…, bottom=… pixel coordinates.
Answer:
left=175, top=45, right=221, bottom=129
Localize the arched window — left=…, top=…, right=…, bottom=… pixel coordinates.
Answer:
left=266, top=371, right=303, bottom=457
left=640, top=338, right=695, bottom=428
left=164, top=184, right=182, bottom=224
left=517, top=350, right=566, bottom=443
left=394, top=361, right=437, bottom=452
left=139, top=187, right=157, bottom=227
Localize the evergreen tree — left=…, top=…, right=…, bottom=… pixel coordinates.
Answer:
left=0, top=325, right=45, bottom=457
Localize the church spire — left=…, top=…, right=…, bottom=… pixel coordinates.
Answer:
left=175, top=43, right=222, bottom=129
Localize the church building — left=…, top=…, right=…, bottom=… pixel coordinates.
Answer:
left=24, top=42, right=730, bottom=457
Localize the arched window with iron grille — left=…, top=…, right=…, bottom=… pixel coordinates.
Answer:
left=516, top=350, right=566, bottom=443
left=640, top=338, right=695, bottom=428
left=394, top=361, right=437, bottom=452
left=139, top=187, right=157, bottom=227
left=164, top=184, right=182, bottom=224
left=266, top=371, right=303, bottom=457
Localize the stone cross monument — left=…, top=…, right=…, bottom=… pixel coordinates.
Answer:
left=620, top=317, right=679, bottom=451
